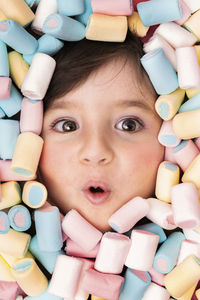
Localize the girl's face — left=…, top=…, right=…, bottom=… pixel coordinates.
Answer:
left=39, top=59, right=164, bottom=232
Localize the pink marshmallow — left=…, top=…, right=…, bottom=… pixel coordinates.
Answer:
left=0, top=281, right=26, bottom=300
left=80, top=268, right=124, bottom=300
left=171, top=183, right=200, bottom=229
left=65, top=238, right=99, bottom=258
left=108, top=196, right=150, bottom=233
left=91, top=0, right=133, bottom=16
left=0, top=77, right=12, bottom=100
left=20, top=97, right=43, bottom=135
left=94, top=232, right=131, bottom=274
left=158, top=120, right=181, bottom=148
left=174, top=0, right=192, bottom=25
left=177, top=239, right=200, bottom=265
left=148, top=266, right=165, bottom=286
left=62, top=209, right=103, bottom=252
left=164, top=147, right=177, bottom=164
left=0, top=160, right=36, bottom=181
left=195, top=137, right=200, bottom=150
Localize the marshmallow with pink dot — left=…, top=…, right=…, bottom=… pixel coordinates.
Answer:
left=8, top=205, right=31, bottom=232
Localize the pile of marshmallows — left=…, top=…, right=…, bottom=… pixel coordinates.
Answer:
left=1, top=0, right=200, bottom=299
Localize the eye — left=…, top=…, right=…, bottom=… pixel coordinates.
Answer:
left=52, top=119, right=79, bottom=132
left=115, top=117, right=143, bottom=132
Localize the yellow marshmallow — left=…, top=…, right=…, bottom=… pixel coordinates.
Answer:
left=0, top=181, right=21, bottom=210
left=0, top=255, right=15, bottom=282
left=128, top=12, right=149, bottom=37
left=196, top=288, right=200, bottom=299
left=8, top=51, right=29, bottom=89
left=1, top=251, right=34, bottom=268
left=22, top=181, right=47, bottom=208
left=182, top=153, right=200, bottom=189
left=184, top=10, right=200, bottom=41
left=186, top=88, right=200, bottom=98
left=177, top=282, right=198, bottom=300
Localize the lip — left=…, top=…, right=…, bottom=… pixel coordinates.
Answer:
left=82, top=180, right=111, bottom=205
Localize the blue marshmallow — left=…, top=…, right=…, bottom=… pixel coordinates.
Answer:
left=8, top=205, right=31, bottom=231
left=0, top=41, right=9, bottom=77
left=0, top=108, right=6, bottom=119
left=76, top=0, right=93, bottom=25
left=57, top=0, right=85, bottom=16
left=0, top=85, right=22, bottom=117
left=135, top=222, right=167, bottom=244
left=0, top=211, right=10, bottom=234
left=179, top=92, right=200, bottom=113
left=0, top=119, right=20, bottom=160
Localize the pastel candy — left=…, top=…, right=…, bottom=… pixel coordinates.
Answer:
left=186, top=87, right=200, bottom=99
left=29, top=235, right=64, bottom=274
left=94, top=232, right=131, bottom=274
left=158, top=120, right=181, bottom=147
left=119, top=269, right=151, bottom=300
left=195, top=137, right=200, bottom=150
left=135, top=222, right=167, bottom=244
left=11, top=132, right=44, bottom=178
left=34, top=206, right=63, bottom=252
left=140, top=48, right=178, bottom=95
left=80, top=268, right=124, bottom=300
left=177, top=239, right=200, bottom=265
left=0, top=77, right=11, bottom=100
left=1, top=250, right=34, bottom=268
left=183, top=0, right=200, bottom=13
left=8, top=51, right=29, bottom=89
left=146, top=198, right=176, bottom=230
left=48, top=254, right=83, bottom=298
left=76, top=0, right=93, bottom=26
left=142, top=282, right=170, bottom=300
left=57, top=0, right=84, bottom=16
left=21, top=53, right=56, bottom=100
left=0, top=0, right=35, bottom=27
left=153, top=232, right=185, bottom=274
left=0, top=255, right=15, bottom=282
left=148, top=266, right=165, bottom=286
left=86, top=14, right=128, bottom=42
left=11, top=258, right=48, bottom=297
left=0, top=84, right=22, bottom=117
left=20, top=97, right=43, bottom=135
left=108, top=196, right=149, bottom=233
left=0, top=281, right=26, bottom=300
left=184, top=10, right=200, bottom=40
left=125, top=230, right=159, bottom=271
left=128, top=12, right=149, bottom=38
left=0, top=181, right=21, bottom=210
left=183, top=227, right=200, bottom=244
left=8, top=205, right=31, bottom=232
left=43, top=13, right=85, bottom=42
left=155, top=161, right=180, bottom=203
left=155, top=88, right=185, bottom=121
left=65, top=238, right=99, bottom=258
left=164, top=146, right=178, bottom=164
left=0, top=228, right=30, bottom=258
left=173, top=109, right=200, bottom=139
left=24, top=282, right=63, bottom=299
left=0, top=160, right=36, bottom=182
left=0, top=211, right=10, bottom=234
left=174, top=0, right=191, bottom=25
left=0, top=119, right=20, bottom=160
left=179, top=92, right=200, bottom=113
left=22, top=181, right=47, bottom=209
left=62, top=209, right=103, bottom=252
left=0, top=41, right=9, bottom=77
left=196, top=288, right=200, bottom=299
left=171, top=183, right=200, bottom=229
left=91, top=0, right=133, bottom=16
left=0, top=107, right=5, bottom=118
left=182, top=153, right=200, bottom=188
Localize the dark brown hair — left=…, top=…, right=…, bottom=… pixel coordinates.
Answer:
left=43, top=30, right=155, bottom=111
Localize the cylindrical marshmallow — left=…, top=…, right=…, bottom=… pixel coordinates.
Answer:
left=80, top=269, right=124, bottom=300
left=76, top=0, right=93, bottom=26
left=177, top=239, right=200, bottom=265
left=0, top=181, right=21, bottom=210
left=128, top=12, right=149, bottom=38
left=0, top=41, right=9, bottom=77
left=142, top=282, right=170, bottom=300
left=182, top=153, right=200, bottom=188
left=173, top=109, right=200, bottom=139
left=11, top=132, right=44, bottom=178
left=91, top=0, right=133, bottom=16
left=8, top=51, right=29, bottom=89
left=148, top=266, right=165, bottom=286
left=22, top=181, right=47, bottom=209
left=163, top=255, right=200, bottom=298
left=57, top=0, right=85, bottom=16
left=155, top=161, right=180, bottom=203
left=179, top=91, right=200, bottom=113
left=11, top=258, right=48, bottom=297
left=0, top=76, right=11, bottom=100
left=119, top=268, right=151, bottom=300
left=171, top=183, right=200, bottom=229
left=0, top=255, right=15, bottom=282
left=125, top=229, right=159, bottom=271
left=174, top=0, right=192, bottom=25
left=158, top=120, right=181, bottom=147
left=34, top=206, right=63, bottom=252
left=0, top=119, right=20, bottom=160
left=155, top=22, right=197, bottom=48
left=0, top=211, right=10, bottom=234
left=186, top=87, right=200, bottom=99
left=94, top=232, right=130, bottom=274
left=108, top=196, right=149, bottom=233
left=49, top=254, right=83, bottom=298
left=0, top=84, right=22, bottom=117
left=43, top=13, right=85, bottom=42
left=0, top=160, right=36, bottom=182
left=86, top=13, right=127, bottom=42
left=164, top=146, right=180, bottom=164
left=146, top=198, right=176, bottom=230
left=1, top=250, right=34, bottom=268
left=21, top=53, right=56, bottom=100
left=0, top=228, right=30, bottom=258
left=153, top=232, right=185, bottom=274
left=8, top=205, right=31, bottom=232
left=140, top=48, right=178, bottom=95
left=65, top=238, right=99, bottom=258
left=184, top=10, right=200, bottom=40
left=135, top=222, right=167, bottom=244
left=62, top=209, right=102, bottom=252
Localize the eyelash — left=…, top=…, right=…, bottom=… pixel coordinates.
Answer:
left=50, top=117, right=144, bottom=133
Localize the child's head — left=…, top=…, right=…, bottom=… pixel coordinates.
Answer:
left=39, top=31, right=164, bottom=232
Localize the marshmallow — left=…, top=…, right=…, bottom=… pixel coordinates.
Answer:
left=164, top=255, right=200, bottom=298
left=155, top=88, right=185, bottom=120
left=128, top=12, right=149, bottom=37
left=171, top=183, right=200, bottom=229
left=183, top=226, right=200, bottom=244
left=8, top=51, right=29, bottom=89
left=196, top=288, right=200, bottom=299
left=146, top=198, right=176, bottom=230
left=155, top=22, right=197, bottom=48
left=135, top=222, right=167, bottom=244
left=119, top=268, right=151, bottom=300
left=108, top=196, right=149, bottom=233
left=0, top=84, right=22, bottom=117
left=65, top=238, right=99, bottom=258
left=0, top=281, right=26, bottom=300
left=183, top=0, right=200, bottom=12
left=158, top=120, right=181, bottom=147
left=48, top=254, right=83, bottom=298
left=0, top=0, right=35, bottom=27
left=0, top=119, right=20, bottom=160
left=177, top=239, right=200, bottom=265
left=137, top=0, right=182, bottom=26
left=22, top=181, right=47, bottom=209
left=0, top=160, right=36, bottom=182
left=182, top=153, right=200, bottom=188
left=0, top=107, right=5, bottom=118
left=125, top=229, right=159, bottom=271
left=186, top=87, right=200, bottom=98
left=142, top=282, right=170, bottom=300
left=62, top=209, right=102, bottom=252
left=34, top=206, right=63, bottom=252
left=148, top=266, right=165, bottom=286
left=164, top=146, right=177, bottom=164
left=1, top=251, right=34, bottom=268
left=0, top=76, right=11, bottom=100
left=155, top=161, right=180, bottom=203
left=174, top=0, right=192, bottom=25
left=43, top=13, right=86, bottom=42
left=11, top=132, right=44, bottom=178
left=0, top=41, right=9, bottom=77
left=0, top=229, right=30, bottom=258
left=0, top=255, right=15, bottom=282
left=140, top=48, right=178, bottom=95
left=179, top=91, right=200, bottom=113
left=11, top=258, right=48, bottom=297
left=57, top=0, right=85, bottom=16
left=177, top=283, right=199, bottom=300
left=80, top=268, right=124, bottom=300
left=153, top=232, right=185, bottom=274
left=24, top=282, right=64, bottom=299
left=0, top=211, right=10, bottom=234
left=195, top=137, right=200, bottom=150
left=86, top=14, right=127, bottom=42
left=173, top=109, right=200, bottom=139
left=184, top=9, right=200, bottom=40
left=76, top=0, right=93, bottom=26
left=94, top=232, right=131, bottom=274
left=8, top=205, right=31, bottom=232
left=0, top=181, right=21, bottom=210
left=91, top=0, right=133, bottom=16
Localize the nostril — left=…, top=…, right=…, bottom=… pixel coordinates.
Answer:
left=90, top=187, right=104, bottom=193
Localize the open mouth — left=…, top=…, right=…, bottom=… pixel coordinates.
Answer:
left=82, top=181, right=111, bottom=205
left=89, top=186, right=104, bottom=193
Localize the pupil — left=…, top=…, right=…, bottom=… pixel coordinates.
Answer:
left=63, top=121, right=76, bottom=131
left=122, top=119, right=136, bottom=131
